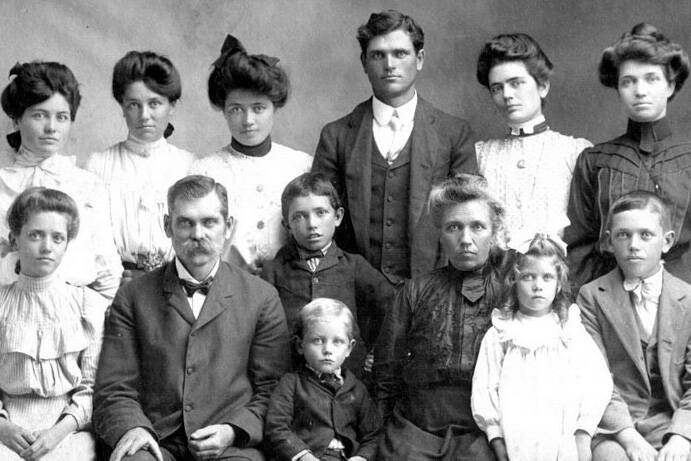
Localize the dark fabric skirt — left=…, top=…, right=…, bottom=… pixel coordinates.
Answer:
left=378, top=407, right=495, bottom=461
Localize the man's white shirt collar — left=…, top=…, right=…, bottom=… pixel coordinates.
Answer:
left=372, top=92, right=418, bottom=126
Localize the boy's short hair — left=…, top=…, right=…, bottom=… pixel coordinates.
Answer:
left=281, top=172, right=342, bottom=222
left=604, top=190, right=673, bottom=233
left=294, top=298, right=357, bottom=341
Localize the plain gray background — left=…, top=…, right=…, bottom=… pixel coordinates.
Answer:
left=1, top=0, right=690, bottom=162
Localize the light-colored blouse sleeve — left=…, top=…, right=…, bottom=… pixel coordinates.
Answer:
left=61, top=288, right=106, bottom=429
left=83, top=178, right=122, bottom=300
left=471, top=326, right=506, bottom=441
left=570, top=305, right=613, bottom=436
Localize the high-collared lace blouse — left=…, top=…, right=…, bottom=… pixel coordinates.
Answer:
left=476, top=127, right=591, bottom=243
left=84, top=137, right=195, bottom=270
left=190, top=142, right=312, bottom=272
left=0, top=271, right=105, bottom=430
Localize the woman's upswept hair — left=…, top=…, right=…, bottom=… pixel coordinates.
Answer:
left=428, top=173, right=507, bottom=247
left=476, top=32, right=553, bottom=89
left=7, top=187, right=80, bottom=241
left=112, top=50, right=182, bottom=104
left=208, top=35, right=289, bottom=110
left=500, top=234, right=571, bottom=323
left=599, top=23, right=689, bottom=98
left=1, top=61, right=81, bottom=121
left=1, top=61, right=81, bottom=151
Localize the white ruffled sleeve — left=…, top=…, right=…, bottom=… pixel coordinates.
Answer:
left=568, top=305, right=613, bottom=435
left=471, top=325, right=506, bottom=441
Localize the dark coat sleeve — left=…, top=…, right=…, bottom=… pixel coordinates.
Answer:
left=93, top=284, right=156, bottom=447
left=352, top=380, right=382, bottom=460
left=313, top=121, right=345, bottom=199
left=264, top=373, right=310, bottom=459
left=353, top=254, right=396, bottom=347
left=373, top=281, right=413, bottom=422
left=232, top=286, right=290, bottom=444
left=564, top=149, right=610, bottom=290
left=448, top=117, right=478, bottom=176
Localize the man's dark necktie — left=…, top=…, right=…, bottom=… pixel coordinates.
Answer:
left=180, top=278, right=212, bottom=297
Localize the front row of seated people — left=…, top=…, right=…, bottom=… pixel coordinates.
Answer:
left=0, top=174, right=687, bottom=460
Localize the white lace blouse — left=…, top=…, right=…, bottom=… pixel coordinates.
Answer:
left=84, top=137, right=195, bottom=270
left=190, top=142, right=312, bottom=272
left=476, top=130, right=591, bottom=243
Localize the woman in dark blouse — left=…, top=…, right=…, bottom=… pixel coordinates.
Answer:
left=565, top=23, right=691, bottom=289
left=374, top=174, right=510, bottom=460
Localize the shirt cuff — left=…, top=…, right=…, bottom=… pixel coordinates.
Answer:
left=292, top=449, right=311, bottom=461
left=485, top=424, right=504, bottom=441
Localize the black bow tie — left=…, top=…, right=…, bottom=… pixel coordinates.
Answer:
left=301, top=250, right=325, bottom=260
left=180, top=278, right=212, bottom=297
left=320, top=373, right=343, bottom=392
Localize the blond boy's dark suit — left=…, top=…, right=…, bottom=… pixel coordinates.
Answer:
left=93, top=260, right=289, bottom=459
left=313, top=97, right=476, bottom=281
left=578, top=268, right=691, bottom=445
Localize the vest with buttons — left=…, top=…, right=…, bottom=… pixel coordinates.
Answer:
left=369, top=136, right=412, bottom=282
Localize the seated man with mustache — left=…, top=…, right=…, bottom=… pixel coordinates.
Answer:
left=93, top=175, right=289, bottom=461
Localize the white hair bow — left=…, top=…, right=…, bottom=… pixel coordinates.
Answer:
left=507, top=230, right=568, bottom=256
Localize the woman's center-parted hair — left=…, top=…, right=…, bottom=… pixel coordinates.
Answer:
left=7, top=187, right=80, bottom=242
left=111, top=50, right=182, bottom=104
left=428, top=174, right=507, bottom=248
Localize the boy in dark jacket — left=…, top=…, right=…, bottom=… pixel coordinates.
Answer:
left=262, top=172, right=394, bottom=377
left=265, top=298, right=381, bottom=461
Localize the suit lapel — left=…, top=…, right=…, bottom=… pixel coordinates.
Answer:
left=162, top=262, right=196, bottom=326
left=344, top=102, right=374, bottom=254
left=191, top=262, right=233, bottom=332
left=598, top=271, right=649, bottom=386
left=315, top=245, right=341, bottom=272
left=408, top=98, right=437, bottom=232
left=657, top=271, right=687, bottom=390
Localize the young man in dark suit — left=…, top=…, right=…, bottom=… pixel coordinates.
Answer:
left=93, top=175, right=289, bottom=461
left=312, top=9, right=477, bottom=283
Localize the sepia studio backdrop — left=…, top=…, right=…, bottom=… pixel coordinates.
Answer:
left=1, top=0, right=690, bottom=163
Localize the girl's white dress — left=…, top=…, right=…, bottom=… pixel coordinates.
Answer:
left=472, top=305, right=612, bottom=461
left=476, top=128, right=591, bottom=242
left=83, top=137, right=195, bottom=270
left=190, top=142, right=312, bottom=272
left=0, top=272, right=106, bottom=460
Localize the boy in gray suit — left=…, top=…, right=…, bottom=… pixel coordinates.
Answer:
left=578, top=191, right=691, bottom=460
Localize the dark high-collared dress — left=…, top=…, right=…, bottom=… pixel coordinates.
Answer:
left=565, top=118, right=691, bottom=289
left=374, top=250, right=508, bottom=461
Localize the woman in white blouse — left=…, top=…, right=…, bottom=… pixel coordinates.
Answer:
left=191, top=35, right=312, bottom=275
left=475, top=33, right=591, bottom=246
left=0, top=61, right=121, bottom=299
left=84, top=51, right=194, bottom=279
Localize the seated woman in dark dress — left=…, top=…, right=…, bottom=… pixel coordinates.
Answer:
left=374, top=174, right=509, bottom=460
